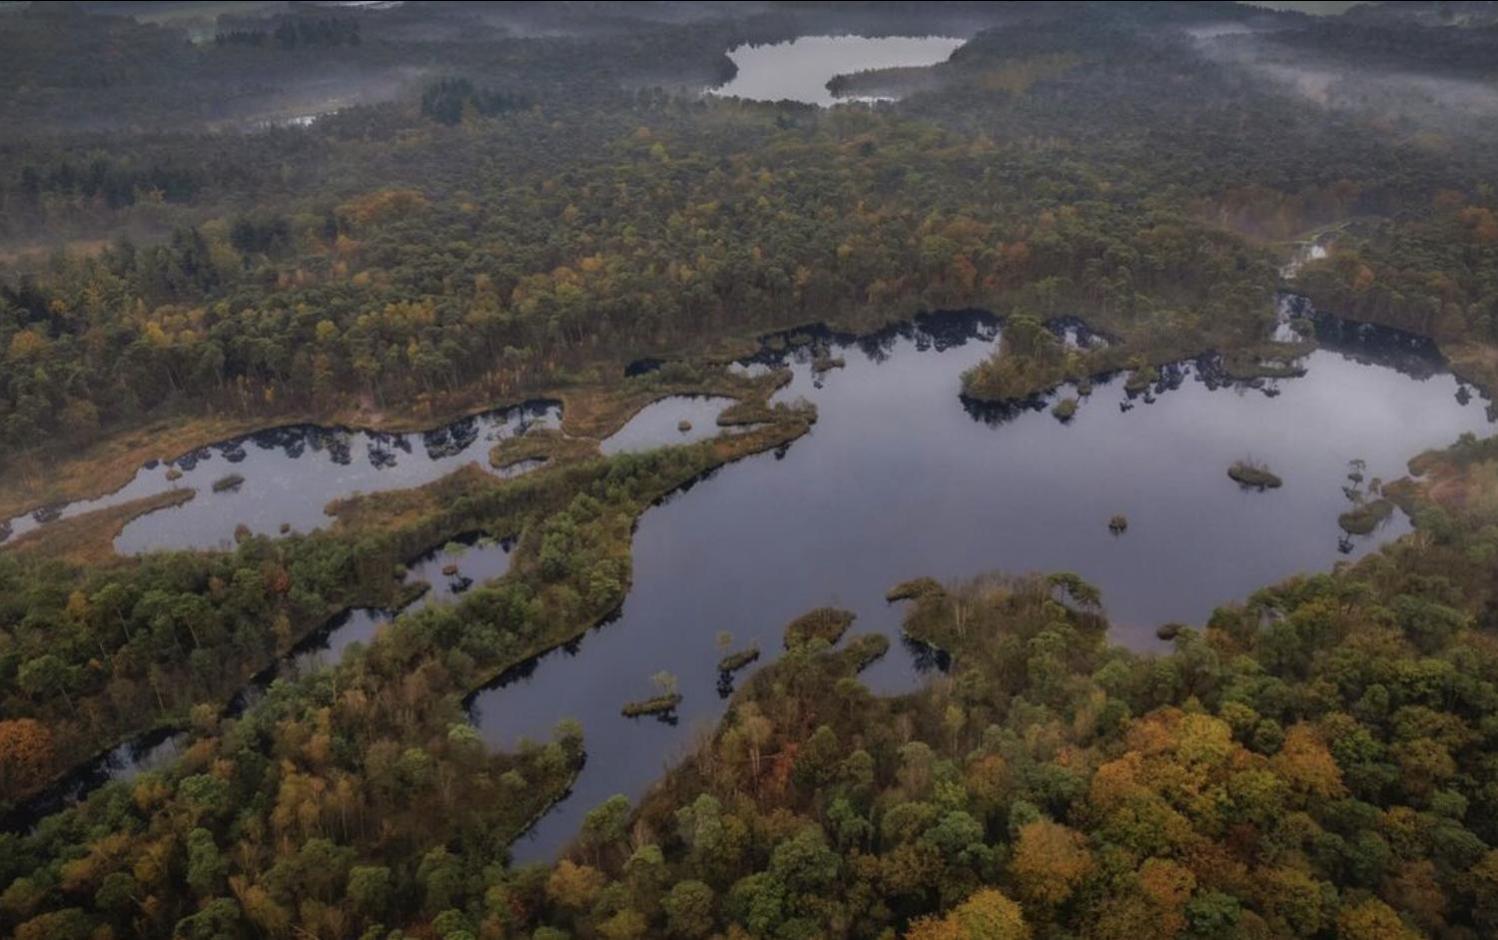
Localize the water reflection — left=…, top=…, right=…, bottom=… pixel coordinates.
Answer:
left=711, top=35, right=964, bottom=107
left=1, top=727, right=185, bottom=833
left=0, top=400, right=559, bottom=552
left=600, top=396, right=737, bottom=455
left=475, top=309, right=1491, bottom=863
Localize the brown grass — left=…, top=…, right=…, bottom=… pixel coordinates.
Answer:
left=0, top=360, right=795, bottom=526
left=8, top=489, right=195, bottom=566
left=0, top=414, right=271, bottom=523
left=490, top=429, right=600, bottom=470
left=1445, top=340, right=1498, bottom=398
left=324, top=462, right=503, bottom=537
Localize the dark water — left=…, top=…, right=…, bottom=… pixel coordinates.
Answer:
left=473, top=308, right=1491, bottom=863
left=7, top=306, right=1490, bottom=853
left=1, top=727, right=185, bottom=832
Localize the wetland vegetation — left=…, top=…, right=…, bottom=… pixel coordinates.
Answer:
left=9, top=2, right=1498, bottom=938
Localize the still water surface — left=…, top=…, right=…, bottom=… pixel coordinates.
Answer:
left=475, top=309, right=1491, bottom=862
left=711, top=35, right=964, bottom=106
left=8, top=308, right=1490, bottom=855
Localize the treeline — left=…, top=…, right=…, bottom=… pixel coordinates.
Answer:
left=1296, top=200, right=1498, bottom=345
left=0, top=530, right=394, bottom=806
left=420, top=79, right=531, bottom=126
left=0, top=96, right=1278, bottom=460
left=214, top=15, right=361, bottom=50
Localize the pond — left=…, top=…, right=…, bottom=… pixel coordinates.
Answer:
left=1, top=401, right=560, bottom=553
left=600, top=396, right=739, bottom=455
left=473, top=306, right=1491, bottom=863
left=115, top=402, right=560, bottom=554
left=7, top=305, right=1490, bottom=855
left=710, top=35, right=964, bottom=106
left=5, top=396, right=764, bottom=555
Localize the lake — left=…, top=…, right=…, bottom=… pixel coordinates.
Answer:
left=473, top=306, right=1491, bottom=862
left=710, top=35, right=965, bottom=106
left=6, top=305, right=1490, bottom=854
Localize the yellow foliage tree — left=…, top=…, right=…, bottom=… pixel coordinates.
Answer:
left=1010, top=820, right=1094, bottom=907
left=906, top=887, right=1031, bottom=940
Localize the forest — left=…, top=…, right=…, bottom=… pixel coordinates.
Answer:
left=7, top=1, right=1498, bottom=938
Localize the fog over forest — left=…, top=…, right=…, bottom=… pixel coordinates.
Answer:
left=5, top=3, right=1498, bottom=939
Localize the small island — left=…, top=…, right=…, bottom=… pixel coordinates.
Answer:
left=1052, top=397, right=1079, bottom=421
left=784, top=607, right=856, bottom=648
left=621, top=694, right=683, bottom=718
left=1339, top=498, right=1394, bottom=535
left=1156, top=622, right=1186, bottom=641
left=1108, top=514, right=1128, bottom=534
left=677, top=419, right=692, bottom=432
left=212, top=473, right=246, bottom=493
left=1228, top=460, right=1283, bottom=490
left=623, top=670, right=681, bottom=718
left=717, top=647, right=760, bottom=673
left=885, top=577, right=944, bottom=602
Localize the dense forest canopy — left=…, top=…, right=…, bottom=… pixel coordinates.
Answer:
left=6, top=1, right=1498, bottom=938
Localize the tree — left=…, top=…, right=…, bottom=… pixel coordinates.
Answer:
left=662, top=880, right=715, bottom=938
left=347, top=866, right=392, bottom=918
left=1336, top=898, right=1420, bottom=940
left=185, top=828, right=226, bottom=897
left=906, top=888, right=1031, bottom=939
left=546, top=860, right=605, bottom=911
left=18, top=655, right=75, bottom=714
left=0, top=719, right=53, bottom=799
left=1010, top=820, right=1094, bottom=907
left=652, top=670, right=679, bottom=698
left=581, top=795, right=632, bottom=858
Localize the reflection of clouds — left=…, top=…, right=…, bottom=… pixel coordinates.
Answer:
left=600, top=396, right=737, bottom=455
left=710, top=35, right=965, bottom=108
left=479, top=313, right=1493, bottom=864
left=107, top=401, right=561, bottom=553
